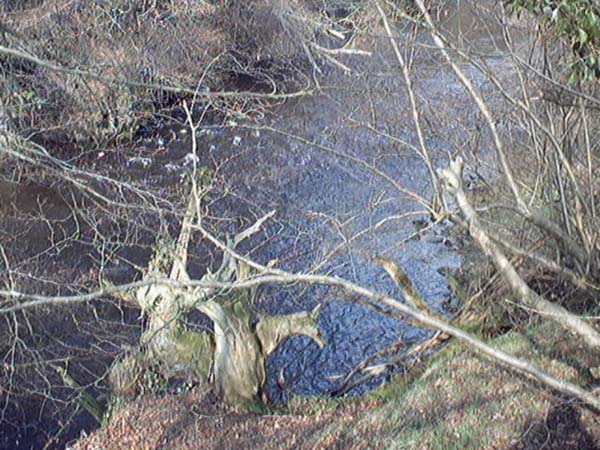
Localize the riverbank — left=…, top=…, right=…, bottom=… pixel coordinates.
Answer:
left=3, top=1, right=600, bottom=448
left=73, top=319, right=600, bottom=449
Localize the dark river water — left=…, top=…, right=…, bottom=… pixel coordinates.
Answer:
left=0, top=1, right=527, bottom=447
left=129, top=0, right=520, bottom=399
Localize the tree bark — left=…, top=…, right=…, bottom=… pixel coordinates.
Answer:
left=439, top=157, right=600, bottom=349
left=108, top=184, right=325, bottom=412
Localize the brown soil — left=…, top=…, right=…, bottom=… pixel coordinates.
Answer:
left=72, top=325, right=600, bottom=450
left=72, top=389, right=383, bottom=450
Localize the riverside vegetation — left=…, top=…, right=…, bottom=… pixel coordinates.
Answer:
left=1, top=1, right=600, bottom=448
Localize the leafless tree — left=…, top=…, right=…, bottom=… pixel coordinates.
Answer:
left=1, top=0, right=600, bottom=447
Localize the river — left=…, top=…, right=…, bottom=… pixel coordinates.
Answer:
left=135, top=0, right=523, bottom=399
left=0, top=0, right=527, bottom=447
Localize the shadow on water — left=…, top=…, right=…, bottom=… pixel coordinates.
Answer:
left=192, top=0, right=523, bottom=400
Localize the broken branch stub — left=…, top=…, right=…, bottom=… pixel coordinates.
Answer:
left=257, top=304, right=325, bottom=355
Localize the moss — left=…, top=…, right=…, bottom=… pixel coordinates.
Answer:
left=369, top=340, right=468, bottom=403
left=83, top=322, right=599, bottom=449
left=175, top=330, right=214, bottom=379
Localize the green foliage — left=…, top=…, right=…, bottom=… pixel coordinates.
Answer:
left=506, top=0, right=600, bottom=80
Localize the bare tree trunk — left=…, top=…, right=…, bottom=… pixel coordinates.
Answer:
left=200, top=295, right=267, bottom=410
left=107, top=181, right=325, bottom=414
left=439, top=157, right=600, bottom=349
left=413, top=0, right=593, bottom=270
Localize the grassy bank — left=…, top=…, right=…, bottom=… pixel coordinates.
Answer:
left=73, top=320, right=600, bottom=449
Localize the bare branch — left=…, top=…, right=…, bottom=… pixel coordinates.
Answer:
left=0, top=45, right=313, bottom=101
left=439, top=156, right=600, bottom=349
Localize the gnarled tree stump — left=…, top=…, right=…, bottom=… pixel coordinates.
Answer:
left=108, top=178, right=325, bottom=414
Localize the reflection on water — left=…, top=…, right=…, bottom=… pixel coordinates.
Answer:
left=0, top=3, right=534, bottom=448
left=0, top=181, right=75, bottom=256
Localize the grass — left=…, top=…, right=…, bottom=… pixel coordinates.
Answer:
left=310, top=324, right=595, bottom=449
